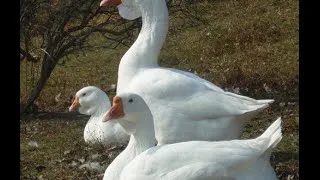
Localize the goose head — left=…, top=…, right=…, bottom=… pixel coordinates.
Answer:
left=102, top=92, right=152, bottom=135
left=69, top=86, right=111, bottom=116
left=100, top=0, right=170, bottom=22
left=100, top=0, right=142, bottom=20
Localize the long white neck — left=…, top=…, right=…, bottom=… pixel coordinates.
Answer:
left=117, top=0, right=169, bottom=93
left=103, top=111, right=155, bottom=180
left=121, top=110, right=156, bottom=154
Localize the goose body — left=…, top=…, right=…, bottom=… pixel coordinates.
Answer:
left=127, top=68, right=274, bottom=144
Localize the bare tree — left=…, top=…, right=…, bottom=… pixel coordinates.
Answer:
left=20, top=0, right=142, bottom=115
left=20, top=0, right=202, bottom=115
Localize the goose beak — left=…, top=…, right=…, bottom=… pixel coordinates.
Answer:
left=100, top=0, right=122, bottom=7
left=102, top=96, right=125, bottom=122
left=69, top=96, right=80, bottom=112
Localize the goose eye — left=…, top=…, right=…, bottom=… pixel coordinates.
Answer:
left=128, top=98, right=133, bottom=103
left=82, top=93, right=86, bottom=96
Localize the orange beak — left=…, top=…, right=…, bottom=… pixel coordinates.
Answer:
left=100, top=0, right=122, bottom=7
left=69, top=96, right=80, bottom=112
left=102, top=96, right=125, bottom=122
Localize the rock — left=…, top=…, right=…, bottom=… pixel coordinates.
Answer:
left=79, top=162, right=106, bottom=173
left=28, top=141, right=39, bottom=148
left=55, top=93, right=61, bottom=102
left=295, top=117, right=299, bottom=124
left=263, top=83, right=272, bottom=93
left=106, top=145, right=117, bottom=152
left=232, top=87, right=240, bottom=94
left=287, top=175, right=294, bottom=180
left=288, top=102, right=296, bottom=106
left=91, top=154, right=101, bottom=161
left=78, top=158, right=85, bottom=164
left=108, top=151, right=119, bottom=160
left=64, top=150, right=71, bottom=155
left=71, top=161, right=78, bottom=167
left=110, top=84, right=116, bottom=89
left=85, top=147, right=93, bottom=151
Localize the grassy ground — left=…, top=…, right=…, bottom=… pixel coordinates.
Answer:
left=20, top=0, right=298, bottom=179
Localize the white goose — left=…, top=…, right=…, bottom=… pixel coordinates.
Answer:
left=69, top=86, right=129, bottom=146
left=102, top=92, right=281, bottom=180
left=100, top=0, right=274, bottom=145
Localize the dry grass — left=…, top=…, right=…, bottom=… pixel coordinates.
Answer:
left=20, top=0, right=298, bottom=179
left=20, top=116, right=123, bottom=180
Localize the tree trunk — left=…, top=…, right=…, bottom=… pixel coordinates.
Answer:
left=20, top=55, right=57, bottom=116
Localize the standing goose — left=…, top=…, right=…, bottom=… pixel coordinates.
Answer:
left=100, top=0, right=274, bottom=145
left=69, top=86, right=129, bottom=146
left=102, top=92, right=281, bottom=180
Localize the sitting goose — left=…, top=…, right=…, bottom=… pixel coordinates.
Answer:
left=69, top=86, right=129, bottom=146
left=101, top=92, right=281, bottom=180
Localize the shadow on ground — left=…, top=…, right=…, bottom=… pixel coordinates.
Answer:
left=21, top=112, right=89, bottom=121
